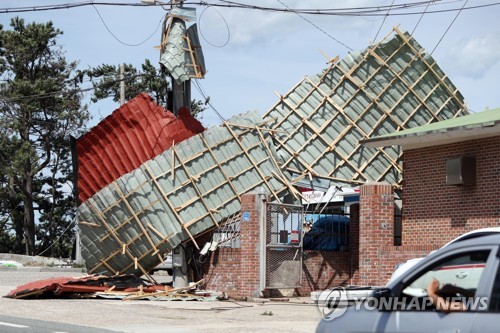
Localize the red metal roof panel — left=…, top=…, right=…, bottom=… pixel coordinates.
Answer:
left=77, top=93, right=204, bottom=202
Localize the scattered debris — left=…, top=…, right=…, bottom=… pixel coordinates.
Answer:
left=5, top=274, right=160, bottom=299
left=269, top=298, right=290, bottom=302
left=4, top=276, right=219, bottom=302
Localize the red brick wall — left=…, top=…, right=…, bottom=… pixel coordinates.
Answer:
left=201, top=193, right=263, bottom=298
left=358, top=183, right=395, bottom=286
left=300, top=251, right=352, bottom=294
left=403, top=136, right=500, bottom=247
left=200, top=138, right=500, bottom=296
left=201, top=194, right=361, bottom=297
left=352, top=136, right=500, bottom=286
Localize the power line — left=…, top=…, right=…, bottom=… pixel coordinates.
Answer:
left=0, top=1, right=499, bottom=16
left=193, top=78, right=226, bottom=122
left=275, top=0, right=353, bottom=52
left=431, top=0, right=469, bottom=55
left=373, top=0, right=396, bottom=42
left=198, top=4, right=231, bottom=48
left=411, top=0, right=433, bottom=34
left=37, top=218, right=77, bottom=257
left=202, top=0, right=499, bottom=16
left=0, top=2, right=149, bottom=14
left=0, top=71, right=153, bottom=103
left=92, top=4, right=165, bottom=46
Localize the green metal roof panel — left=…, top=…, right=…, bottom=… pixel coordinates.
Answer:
left=362, top=107, right=500, bottom=149
left=369, top=106, right=500, bottom=139
left=264, top=27, right=468, bottom=187
left=160, top=20, right=191, bottom=83
left=78, top=111, right=288, bottom=276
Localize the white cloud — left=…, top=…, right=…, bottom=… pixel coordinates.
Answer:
left=447, top=34, right=500, bottom=79
left=198, top=0, right=373, bottom=48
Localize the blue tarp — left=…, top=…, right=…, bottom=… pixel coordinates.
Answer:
left=303, top=215, right=349, bottom=251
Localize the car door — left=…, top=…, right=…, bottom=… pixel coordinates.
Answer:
left=470, top=250, right=500, bottom=333
left=374, top=246, right=496, bottom=333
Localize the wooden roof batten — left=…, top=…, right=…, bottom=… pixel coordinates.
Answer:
left=263, top=26, right=468, bottom=190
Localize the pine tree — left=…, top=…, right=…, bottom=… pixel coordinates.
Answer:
left=0, top=18, right=89, bottom=255
left=85, top=59, right=208, bottom=120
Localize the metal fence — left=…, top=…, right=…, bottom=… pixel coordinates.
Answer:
left=265, top=203, right=304, bottom=289
left=302, top=212, right=350, bottom=251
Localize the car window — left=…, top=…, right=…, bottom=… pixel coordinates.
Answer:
left=401, top=251, right=490, bottom=303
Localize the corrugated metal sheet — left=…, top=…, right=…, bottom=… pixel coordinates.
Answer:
left=187, top=24, right=206, bottom=76
left=6, top=274, right=160, bottom=298
left=161, top=20, right=191, bottom=83
left=78, top=111, right=289, bottom=276
left=77, top=93, right=204, bottom=203
left=160, top=17, right=206, bottom=83
left=171, top=7, right=197, bottom=21
left=263, top=27, right=468, bottom=188
left=363, top=107, right=500, bottom=149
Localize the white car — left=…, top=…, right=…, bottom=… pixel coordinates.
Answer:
left=387, top=227, right=500, bottom=285
left=316, top=234, right=500, bottom=333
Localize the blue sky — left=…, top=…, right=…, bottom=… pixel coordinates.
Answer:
left=1, top=0, right=499, bottom=128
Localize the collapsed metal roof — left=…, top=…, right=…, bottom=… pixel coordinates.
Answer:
left=78, top=111, right=289, bottom=276
left=77, top=93, right=204, bottom=203
left=264, top=27, right=468, bottom=188
left=77, top=27, right=470, bottom=277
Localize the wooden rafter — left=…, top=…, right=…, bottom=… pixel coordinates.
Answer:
left=264, top=27, right=465, bottom=188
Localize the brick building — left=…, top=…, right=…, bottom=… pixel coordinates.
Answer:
left=198, top=108, right=500, bottom=297
left=362, top=107, right=500, bottom=285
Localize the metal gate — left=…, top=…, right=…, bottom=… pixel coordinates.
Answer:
left=265, top=202, right=304, bottom=289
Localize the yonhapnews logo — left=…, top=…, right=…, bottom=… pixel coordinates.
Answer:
left=316, top=287, right=348, bottom=321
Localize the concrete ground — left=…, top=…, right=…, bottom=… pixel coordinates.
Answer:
left=0, top=267, right=322, bottom=333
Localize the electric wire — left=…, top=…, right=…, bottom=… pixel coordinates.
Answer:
left=193, top=78, right=226, bottom=122
left=92, top=4, right=165, bottom=46
left=0, top=71, right=153, bottom=103
left=275, top=0, right=353, bottom=52
left=373, top=0, right=396, bottom=42
left=411, top=0, right=433, bottom=34
left=199, top=0, right=498, bottom=16
left=198, top=4, right=231, bottom=48
left=430, top=0, right=469, bottom=55
left=1, top=1, right=499, bottom=16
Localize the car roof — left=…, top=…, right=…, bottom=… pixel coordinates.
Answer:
left=436, top=233, right=500, bottom=253
left=442, top=227, right=500, bottom=248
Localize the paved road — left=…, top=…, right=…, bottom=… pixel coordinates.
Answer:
left=0, top=268, right=320, bottom=333
left=0, top=315, right=118, bottom=333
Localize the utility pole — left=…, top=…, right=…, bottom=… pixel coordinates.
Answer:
left=119, top=64, right=125, bottom=106
left=142, top=0, right=193, bottom=287
left=170, top=0, right=191, bottom=115
left=169, top=0, right=190, bottom=287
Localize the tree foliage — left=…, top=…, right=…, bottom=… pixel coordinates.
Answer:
left=0, top=18, right=88, bottom=256
left=82, top=59, right=208, bottom=120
